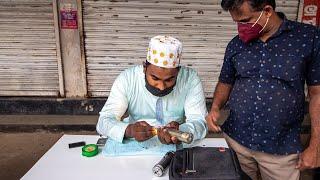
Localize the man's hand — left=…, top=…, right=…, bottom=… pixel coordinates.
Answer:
left=298, top=86, right=320, bottom=170
left=157, top=121, right=180, bottom=144
left=206, top=82, right=232, bottom=133
left=206, top=105, right=222, bottom=133
left=296, top=145, right=319, bottom=170
left=125, top=121, right=154, bottom=142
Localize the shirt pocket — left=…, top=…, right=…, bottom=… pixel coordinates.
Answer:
left=234, top=62, right=259, bottom=78
left=269, top=56, right=302, bottom=86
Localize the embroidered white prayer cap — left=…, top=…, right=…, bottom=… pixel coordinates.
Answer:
left=147, top=35, right=182, bottom=68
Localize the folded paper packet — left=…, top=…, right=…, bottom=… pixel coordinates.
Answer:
left=102, top=136, right=176, bottom=157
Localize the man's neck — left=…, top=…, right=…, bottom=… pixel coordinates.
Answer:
left=259, top=13, right=283, bottom=42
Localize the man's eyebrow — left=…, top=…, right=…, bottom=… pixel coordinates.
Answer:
left=151, top=74, right=160, bottom=79
left=150, top=74, right=175, bottom=81
left=163, top=76, right=176, bottom=81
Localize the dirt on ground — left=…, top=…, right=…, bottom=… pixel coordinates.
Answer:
left=0, top=131, right=95, bottom=180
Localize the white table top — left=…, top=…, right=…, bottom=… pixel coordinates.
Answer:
left=21, top=135, right=228, bottom=180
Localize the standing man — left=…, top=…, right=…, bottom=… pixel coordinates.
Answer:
left=206, top=0, right=320, bottom=179
left=97, top=35, right=207, bottom=145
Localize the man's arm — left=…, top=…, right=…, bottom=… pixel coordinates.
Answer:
left=207, top=40, right=236, bottom=132
left=297, top=28, right=320, bottom=170
left=309, top=86, right=320, bottom=149
left=206, top=82, right=233, bottom=132
left=180, top=72, right=208, bottom=142
left=297, top=86, right=320, bottom=170
left=96, top=70, right=154, bottom=143
left=211, top=82, right=233, bottom=110
left=96, top=72, right=130, bottom=143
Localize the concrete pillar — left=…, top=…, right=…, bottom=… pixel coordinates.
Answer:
left=58, top=0, right=87, bottom=97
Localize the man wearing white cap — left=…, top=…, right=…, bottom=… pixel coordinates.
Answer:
left=97, top=35, right=207, bottom=144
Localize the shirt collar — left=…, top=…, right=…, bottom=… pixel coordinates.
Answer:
left=271, top=12, right=293, bottom=38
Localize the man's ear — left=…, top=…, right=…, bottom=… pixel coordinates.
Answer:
left=263, top=5, right=273, bottom=18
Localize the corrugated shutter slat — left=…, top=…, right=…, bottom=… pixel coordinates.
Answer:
left=0, top=0, right=59, bottom=96
left=83, top=0, right=299, bottom=97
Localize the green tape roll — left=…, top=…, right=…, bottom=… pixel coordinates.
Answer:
left=82, top=144, right=98, bottom=157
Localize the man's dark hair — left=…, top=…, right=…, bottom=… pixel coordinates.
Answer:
left=145, top=60, right=151, bottom=66
left=221, top=0, right=276, bottom=11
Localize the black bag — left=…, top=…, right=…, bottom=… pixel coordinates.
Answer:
left=169, top=146, right=243, bottom=180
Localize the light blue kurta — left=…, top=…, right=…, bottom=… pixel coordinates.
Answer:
left=96, top=65, right=208, bottom=144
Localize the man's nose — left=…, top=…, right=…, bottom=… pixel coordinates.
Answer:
left=156, top=82, right=165, bottom=91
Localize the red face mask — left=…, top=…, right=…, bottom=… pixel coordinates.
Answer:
left=237, top=11, right=269, bottom=43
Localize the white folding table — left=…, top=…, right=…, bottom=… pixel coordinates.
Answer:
left=21, top=135, right=228, bottom=180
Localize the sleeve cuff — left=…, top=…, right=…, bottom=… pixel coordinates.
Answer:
left=109, top=122, right=130, bottom=143
left=218, top=77, right=235, bottom=85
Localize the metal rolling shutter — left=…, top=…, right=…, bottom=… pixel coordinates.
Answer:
left=83, top=0, right=299, bottom=97
left=0, top=0, right=60, bottom=96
